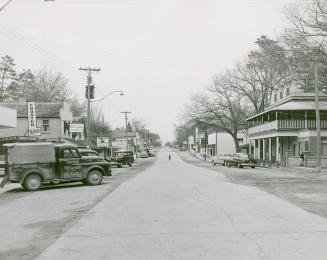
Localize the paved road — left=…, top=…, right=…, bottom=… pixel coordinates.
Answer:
left=33, top=149, right=327, bottom=260
left=0, top=158, right=156, bottom=260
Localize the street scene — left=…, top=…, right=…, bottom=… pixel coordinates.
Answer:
left=2, top=0, right=327, bottom=259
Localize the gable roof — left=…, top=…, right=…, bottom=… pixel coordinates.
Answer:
left=0, top=102, right=64, bottom=118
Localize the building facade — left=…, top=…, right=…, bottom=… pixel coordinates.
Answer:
left=0, top=102, right=73, bottom=140
left=247, top=84, right=327, bottom=167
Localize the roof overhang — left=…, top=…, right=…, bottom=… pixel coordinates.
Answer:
left=246, top=95, right=327, bottom=121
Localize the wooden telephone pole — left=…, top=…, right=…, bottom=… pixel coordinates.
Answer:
left=121, top=111, right=131, bottom=150
left=79, top=67, right=101, bottom=147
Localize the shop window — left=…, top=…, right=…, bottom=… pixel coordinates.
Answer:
left=42, top=119, right=49, bottom=132
left=304, top=140, right=309, bottom=152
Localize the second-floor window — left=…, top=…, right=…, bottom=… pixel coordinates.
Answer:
left=286, top=87, right=290, bottom=96
left=274, top=93, right=277, bottom=102
left=280, top=91, right=283, bottom=100
left=42, top=119, right=49, bottom=132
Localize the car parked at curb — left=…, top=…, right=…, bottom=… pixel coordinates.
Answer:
left=211, top=153, right=233, bottom=166
left=0, top=142, right=112, bottom=191
left=224, top=153, right=256, bottom=168
left=110, top=150, right=134, bottom=168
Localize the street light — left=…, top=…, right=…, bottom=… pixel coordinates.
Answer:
left=91, top=90, right=124, bottom=103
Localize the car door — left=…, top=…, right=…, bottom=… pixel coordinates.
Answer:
left=59, top=148, right=83, bottom=179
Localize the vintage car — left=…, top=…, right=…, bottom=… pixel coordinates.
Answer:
left=110, top=150, right=134, bottom=167
left=140, top=150, right=149, bottom=158
left=224, top=153, right=256, bottom=168
left=0, top=142, right=111, bottom=191
left=211, top=153, right=233, bottom=166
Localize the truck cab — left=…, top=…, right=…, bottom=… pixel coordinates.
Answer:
left=1, top=142, right=111, bottom=191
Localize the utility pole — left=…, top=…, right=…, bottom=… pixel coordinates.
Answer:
left=314, top=63, right=322, bottom=171
left=0, top=0, right=13, bottom=12
left=79, top=67, right=101, bottom=147
left=121, top=111, right=131, bottom=150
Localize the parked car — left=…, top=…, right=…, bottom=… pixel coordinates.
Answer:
left=110, top=150, right=134, bottom=167
left=140, top=150, right=149, bottom=158
left=0, top=142, right=112, bottom=191
left=211, top=153, right=233, bottom=166
left=224, top=153, right=256, bottom=168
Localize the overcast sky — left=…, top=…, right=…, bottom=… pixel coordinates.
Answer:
left=0, top=0, right=300, bottom=142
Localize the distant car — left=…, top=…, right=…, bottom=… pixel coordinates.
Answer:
left=140, top=151, right=149, bottom=158
left=148, top=149, right=157, bottom=157
left=224, top=153, right=256, bottom=168
left=78, top=149, right=100, bottom=157
left=211, top=153, right=233, bottom=166
left=110, top=150, right=134, bottom=167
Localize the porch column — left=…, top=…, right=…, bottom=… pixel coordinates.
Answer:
left=263, top=139, right=266, bottom=161
left=253, top=140, right=256, bottom=159
left=258, top=139, right=261, bottom=161
left=276, top=136, right=280, bottom=167
left=249, top=139, right=252, bottom=155
left=269, top=138, right=272, bottom=161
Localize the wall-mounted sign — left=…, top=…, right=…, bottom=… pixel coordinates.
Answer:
left=27, top=102, right=38, bottom=136
left=70, top=123, right=84, bottom=133
left=97, top=137, right=110, bottom=148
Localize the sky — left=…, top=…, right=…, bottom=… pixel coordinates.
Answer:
left=0, top=0, right=301, bottom=142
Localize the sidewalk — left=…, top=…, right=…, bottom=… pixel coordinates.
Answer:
left=186, top=151, right=327, bottom=175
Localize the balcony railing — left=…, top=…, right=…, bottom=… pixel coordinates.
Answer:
left=248, top=119, right=327, bottom=135
left=277, top=119, right=305, bottom=129
left=248, top=121, right=277, bottom=135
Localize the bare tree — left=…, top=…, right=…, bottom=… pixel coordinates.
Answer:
left=30, top=69, right=71, bottom=102
left=0, top=55, right=16, bottom=101
left=232, top=36, right=294, bottom=113
left=182, top=73, right=249, bottom=152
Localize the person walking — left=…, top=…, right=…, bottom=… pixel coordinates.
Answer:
left=168, top=154, right=171, bottom=160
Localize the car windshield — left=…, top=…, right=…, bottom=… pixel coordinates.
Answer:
left=237, top=153, right=249, bottom=159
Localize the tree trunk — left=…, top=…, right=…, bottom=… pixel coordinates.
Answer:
left=231, top=133, right=241, bottom=153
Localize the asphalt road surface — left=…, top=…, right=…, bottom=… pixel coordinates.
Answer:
left=24, top=148, right=327, bottom=260
left=0, top=157, right=156, bottom=260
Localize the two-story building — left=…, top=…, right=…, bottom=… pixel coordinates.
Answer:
left=247, top=84, right=327, bottom=167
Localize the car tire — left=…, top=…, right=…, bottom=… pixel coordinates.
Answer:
left=227, top=161, right=231, bottom=167
left=222, top=161, right=225, bottom=166
left=237, top=162, right=242, bottom=168
left=212, top=161, right=216, bottom=166
left=23, top=173, right=42, bottom=191
left=128, top=163, right=132, bottom=167
left=251, top=166, right=255, bottom=168
left=86, top=170, right=103, bottom=185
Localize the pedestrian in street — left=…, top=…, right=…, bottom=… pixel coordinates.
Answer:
left=168, top=154, right=171, bottom=160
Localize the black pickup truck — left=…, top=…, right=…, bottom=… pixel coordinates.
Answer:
left=0, top=142, right=111, bottom=191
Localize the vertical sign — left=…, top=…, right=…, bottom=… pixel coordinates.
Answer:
left=27, top=102, right=37, bottom=136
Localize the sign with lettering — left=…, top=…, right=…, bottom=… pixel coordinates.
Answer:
left=97, top=137, right=110, bottom=148
left=27, top=102, right=38, bottom=136
left=70, top=123, right=84, bottom=133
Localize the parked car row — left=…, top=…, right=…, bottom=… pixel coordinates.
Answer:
left=211, top=153, right=256, bottom=168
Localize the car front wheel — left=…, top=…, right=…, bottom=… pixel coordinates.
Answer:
left=85, top=170, right=103, bottom=185
left=23, top=173, right=42, bottom=191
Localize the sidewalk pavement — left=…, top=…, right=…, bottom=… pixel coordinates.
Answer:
left=186, top=151, right=327, bottom=175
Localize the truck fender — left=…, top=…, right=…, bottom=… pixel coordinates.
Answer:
left=87, top=165, right=105, bottom=175
left=20, top=170, right=44, bottom=184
